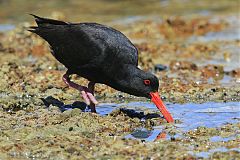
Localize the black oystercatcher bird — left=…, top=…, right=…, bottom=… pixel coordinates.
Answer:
left=29, top=15, right=174, bottom=123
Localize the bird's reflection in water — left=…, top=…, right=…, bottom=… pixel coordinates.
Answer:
left=125, top=128, right=167, bottom=142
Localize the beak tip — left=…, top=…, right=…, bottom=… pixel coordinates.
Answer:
left=150, top=92, right=174, bottom=123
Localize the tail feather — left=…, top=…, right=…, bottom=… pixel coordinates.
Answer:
left=29, top=14, right=68, bottom=34
left=30, top=14, right=68, bottom=26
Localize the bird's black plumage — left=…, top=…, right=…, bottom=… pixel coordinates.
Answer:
left=29, top=15, right=159, bottom=98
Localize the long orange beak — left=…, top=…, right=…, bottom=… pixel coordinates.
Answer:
left=150, top=92, right=174, bottom=123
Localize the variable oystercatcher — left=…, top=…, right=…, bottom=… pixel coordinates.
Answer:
left=29, top=15, right=174, bottom=123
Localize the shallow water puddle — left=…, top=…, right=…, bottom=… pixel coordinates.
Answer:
left=96, top=101, right=240, bottom=157
left=96, top=101, right=240, bottom=140
left=124, top=128, right=162, bottom=142
left=97, top=101, right=240, bottom=131
left=189, top=147, right=240, bottom=159
left=210, top=135, right=236, bottom=142
left=0, top=24, right=15, bottom=32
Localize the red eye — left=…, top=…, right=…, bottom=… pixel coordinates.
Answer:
left=144, top=80, right=151, bottom=85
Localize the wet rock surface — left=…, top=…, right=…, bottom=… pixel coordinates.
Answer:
left=0, top=0, right=240, bottom=159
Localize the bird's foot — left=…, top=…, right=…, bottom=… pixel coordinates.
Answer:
left=87, top=81, right=97, bottom=113
left=62, top=73, right=98, bottom=112
left=89, top=103, right=96, bottom=113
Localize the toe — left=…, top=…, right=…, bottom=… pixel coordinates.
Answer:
left=81, top=91, right=90, bottom=105
left=86, top=92, right=99, bottom=105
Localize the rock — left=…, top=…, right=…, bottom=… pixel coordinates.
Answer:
left=154, top=64, right=167, bottom=72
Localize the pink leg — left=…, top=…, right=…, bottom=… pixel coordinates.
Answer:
left=88, top=82, right=96, bottom=113
left=62, top=72, right=98, bottom=110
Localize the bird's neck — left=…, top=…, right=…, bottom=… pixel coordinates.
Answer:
left=117, top=64, right=143, bottom=80
left=107, top=64, right=144, bottom=95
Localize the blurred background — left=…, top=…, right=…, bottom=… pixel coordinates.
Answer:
left=0, top=0, right=239, bottom=99
left=0, top=0, right=239, bottom=23
left=0, top=0, right=239, bottom=101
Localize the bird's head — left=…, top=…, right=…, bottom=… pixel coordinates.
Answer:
left=127, top=71, right=160, bottom=99
left=110, top=65, right=158, bottom=97
left=110, top=65, right=174, bottom=123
